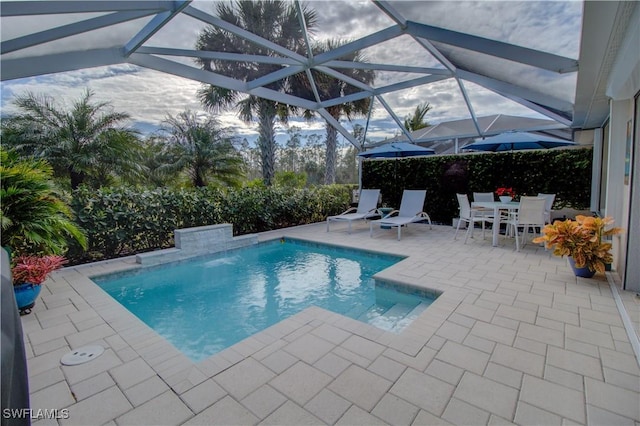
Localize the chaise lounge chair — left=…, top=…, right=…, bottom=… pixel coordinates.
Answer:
left=370, top=189, right=432, bottom=240
left=327, top=189, right=381, bottom=233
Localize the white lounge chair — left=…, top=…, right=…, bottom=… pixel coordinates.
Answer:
left=327, top=189, right=380, bottom=233
left=370, top=190, right=432, bottom=240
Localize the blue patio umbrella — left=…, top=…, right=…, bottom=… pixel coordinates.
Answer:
left=358, top=142, right=436, bottom=158
left=464, top=131, right=576, bottom=152
left=358, top=143, right=435, bottom=200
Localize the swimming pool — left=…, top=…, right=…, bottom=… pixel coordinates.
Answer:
left=94, top=239, right=435, bottom=362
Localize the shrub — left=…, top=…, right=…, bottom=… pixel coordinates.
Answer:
left=362, top=148, right=592, bottom=224
left=68, top=185, right=352, bottom=264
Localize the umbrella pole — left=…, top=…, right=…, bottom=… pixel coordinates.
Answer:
left=358, top=156, right=363, bottom=192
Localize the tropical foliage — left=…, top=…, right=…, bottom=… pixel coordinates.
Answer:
left=0, top=148, right=87, bottom=255
left=533, top=215, right=622, bottom=273
left=1, top=89, right=142, bottom=189
left=362, top=148, right=593, bottom=224
left=404, top=102, right=432, bottom=132
left=11, top=255, right=67, bottom=285
left=68, top=185, right=353, bottom=264
left=159, top=111, right=244, bottom=188
left=196, top=0, right=317, bottom=186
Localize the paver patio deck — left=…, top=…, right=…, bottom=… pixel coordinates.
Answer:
left=20, top=221, right=640, bottom=425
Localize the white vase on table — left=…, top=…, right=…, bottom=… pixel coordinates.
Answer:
left=499, top=196, right=512, bottom=203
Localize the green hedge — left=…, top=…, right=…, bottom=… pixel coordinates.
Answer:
left=65, top=149, right=592, bottom=263
left=362, top=148, right=592, bottom=224
left=67, top=185, right=353, bottom=264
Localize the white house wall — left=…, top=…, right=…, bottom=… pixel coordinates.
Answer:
left=604, top=4, right=639, bottom=291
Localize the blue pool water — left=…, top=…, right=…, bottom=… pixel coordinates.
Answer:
left=94, top=239, right=435, bottom=362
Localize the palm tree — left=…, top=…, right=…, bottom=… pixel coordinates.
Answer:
left=195, top=1, right=317, bottom=186
left=159, top=111, right=244, bottom=188
left=309, top=40, right=375, bottom=185
left=2, top=89, right=142, bottom=190
left=0, top=148, right=87, bottom=255
left=403, top=102, right=433, bottom=132
left=136, top=135, right=177, bottom=188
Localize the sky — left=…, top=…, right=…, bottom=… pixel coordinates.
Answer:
left=0, top=1, right=583, bottom=146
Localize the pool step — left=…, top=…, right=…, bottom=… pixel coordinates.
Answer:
left=345, top=302, right=375, bottom=320
left=406, top=301, right=432, bottom=318
left=357, top=301, right=416, bottom=332
left=380, top=302, right=417, bottom=320
left=387, top=301, right=433, bottom=332
left=348, top=299, right=435, bottom=333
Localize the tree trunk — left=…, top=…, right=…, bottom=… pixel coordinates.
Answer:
left=69, top=168, right=86, bottom=190
left=257, top=102, right=276, bottom=186
left=194, top=171, right=206, bottom=188
left=324, top=121, right=338, bottom=185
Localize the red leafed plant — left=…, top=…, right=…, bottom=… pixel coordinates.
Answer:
left=12, top=255, right=67, bottom=286
left=495, top=187, right=516, bottom=197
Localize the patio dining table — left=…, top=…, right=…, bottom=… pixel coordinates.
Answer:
left=472, top=201, right=520, bottom=246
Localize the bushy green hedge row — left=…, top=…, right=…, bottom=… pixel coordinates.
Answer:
left=362, top=148, right=593, bottom=224
left=68, top=185, right=353, bottom=263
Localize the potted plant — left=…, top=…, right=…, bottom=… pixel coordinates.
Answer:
left=12, top=255, right=67, bottom=314
left=533, top=215, right=622, bottom=277
left=495, top=187, right=516, bottom=203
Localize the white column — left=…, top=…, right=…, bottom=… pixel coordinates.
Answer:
left=604, top=99, right=632, bottom=272
left=590, top=128, right=603, bottom=213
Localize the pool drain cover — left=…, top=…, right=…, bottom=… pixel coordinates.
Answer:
left=61, top=345, right=105, bottom=366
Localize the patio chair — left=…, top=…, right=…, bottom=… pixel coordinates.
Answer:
left=472, top=192, right=496, bottom=218
left=537, top=193, right=556, bottom=224
left=473, top=192, right=494, bottom=202
left=504, top=196, right=546, bottom=251
left=370, top=190, right=432, bottom=240
left=327, top=189, right=380, bottom=233
left=454, top=194, right=494, bottom=243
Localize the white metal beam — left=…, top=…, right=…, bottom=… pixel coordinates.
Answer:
left=456, top=78, right=483, bottom=137
left=128, top=53, right=318, bottom=110
left=2, top=10, right=156, bottom=54
left=1, top=48, right=125, bottom=81
left=123, top=1, right=191, bottom=57
left=313, top=26, right=405, bottom=65
left=324, top=60, right=451, bottom=75
left=295, top=0, right=323, bottom=104
left=376, top=95, right=414, bottom=141
left=315, top=66, right=375, bottom=93
left=494, top=91, right=573, bottom=126
left=407, top=21, right=579, bottom=74
left=373, top=1, right=408, bottom=29
left=305, top=69, right=323, bottom=103
left=320, top=91, right=373, bottom=109
left=136, top=47, right=300, bottom=65
left=246, top=66, right=304, bottom=91
left=294, top=0, right=315, bottom=61
left=183, top=6, right=307, bottom=64
left=316, top=108, right=359, bottom=147
left=373, top=74, right=451, bottom=96
left=0, top=1, right=174, bottom=16
left=456, top=69, right=573, bottom=114
left=371, top=1, right=457, bottom=73
left=413, top=38, right=457, bottom=72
